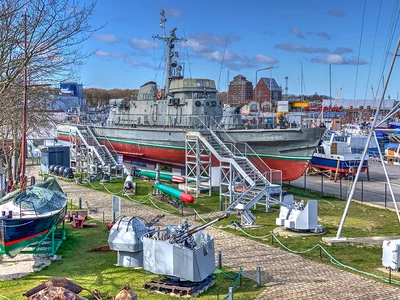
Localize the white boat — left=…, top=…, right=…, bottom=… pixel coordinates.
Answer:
left=311, top=133, right=369, bottom=178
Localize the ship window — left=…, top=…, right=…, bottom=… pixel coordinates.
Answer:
left=196, top=80, right=210, bottom=87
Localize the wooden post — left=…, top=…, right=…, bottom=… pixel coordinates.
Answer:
left=334, top=160, right=340, bottom=182
left=366, top=166, right=370, bottom=181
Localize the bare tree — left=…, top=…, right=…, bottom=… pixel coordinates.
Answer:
left=0, top=0, right=98, bottom=182
left=0, top=0, right=97, bottom=93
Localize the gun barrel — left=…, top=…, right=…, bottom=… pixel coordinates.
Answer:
left=148, top=214, right=165, bottom=227
left=173, top=213, right=229, bottom=243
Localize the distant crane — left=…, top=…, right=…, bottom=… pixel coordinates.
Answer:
left=336, top=85, right=343, bottom=100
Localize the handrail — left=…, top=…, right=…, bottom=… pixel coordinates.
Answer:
left=191, top=118, right=270, bottom=193
left=71, top=126, right=106, bottom=166
left=18, top=200, right=38, bottom=218
left=195, top=116, right=276, bottom=184
left=85, top=126, right=118, bottom=165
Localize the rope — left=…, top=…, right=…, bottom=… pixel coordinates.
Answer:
left=353, top=0, right=368, bottom=100
left=73, top=178, right=184, bottom=213
left=147, top=197, right=183, bottom=213
left=123, top=192, right=150, bottom=204
left=0, top=294, right=11, bottom=300
left=215, top=267, right=242, bottom=300
left=192, top=210, right=231, bottom=229
left=229, top=223, right=400, bottom=285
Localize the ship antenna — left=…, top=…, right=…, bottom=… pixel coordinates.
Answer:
left=152, top=10, right=187, bottom=98
left=158, top=9, right=167, bottom=38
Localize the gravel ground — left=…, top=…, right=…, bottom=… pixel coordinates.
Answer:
left=0, top=167, right=51, bottom=281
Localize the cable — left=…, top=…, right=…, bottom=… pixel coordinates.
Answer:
left=217, top=34, right=229, bottom=91
left=182, top=29, right=192, bottom=79
left=353, top=0, right=368, bottom=100
left=363, top=1, right=382, bottom=105
left=376, top=0, right=400, bottom=97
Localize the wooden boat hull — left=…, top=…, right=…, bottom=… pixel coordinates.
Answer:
left=0, top=205, right=66, bottom=258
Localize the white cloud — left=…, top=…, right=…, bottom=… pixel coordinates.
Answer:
left=124, top=57, right=152, bottom=68
left=254, top=54, right=277, bottom=64
left=186, top=39, right=213, bottom=52
left=328, top=10, right=345, bottom=18
left=311, top=54, right=368, bottom=65
left=189, top=32, right=241, bottom=47
left=185, top=32, right=277, bottom=71
left=333, top=47, right=353, bottom=55
left=308, top=32, right=332, bottom=40
left=290, top=27, right=305, bottom=39
left=129, top=38, right=160, bottom=50
left=275, top=44, right=329, bottom=53
left=95, top=50, right=124, bottom=58
left=164, top=8, right=181, bottom=18
left=93, top=34, right=119, bottom=44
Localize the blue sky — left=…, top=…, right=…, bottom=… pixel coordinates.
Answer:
left=79, top=0, right=400, bottom=100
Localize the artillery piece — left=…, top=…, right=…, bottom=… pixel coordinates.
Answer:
left=108, top=214, right=165, bottom=268
left=142, top=213, right=229, bottom=282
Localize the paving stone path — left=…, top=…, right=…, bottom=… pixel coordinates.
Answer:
left=57, top=178, right=400, bottom=300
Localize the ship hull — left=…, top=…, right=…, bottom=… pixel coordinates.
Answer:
left=0, top=206, right=67, bottom=257
left=310, top=156, right=368, bottom=174
left=57, top=124, right=325, bottom=182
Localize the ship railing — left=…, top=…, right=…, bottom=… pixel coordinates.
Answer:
left=230, top=142, right=282, bottom=185
left=85, top=126, right=118, bottom=165
left=192, top=116, right=270, bottom=186
left=194, top=115, right=282, bottom=185
left=71, top=126, right=106, bottom=166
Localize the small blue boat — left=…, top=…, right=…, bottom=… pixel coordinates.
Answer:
left=311, top=133, right=369, bottom=175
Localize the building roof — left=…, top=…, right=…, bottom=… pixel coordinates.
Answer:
left=260, top=78, right=280, bottom=91
left=322, top=99, right=398, bottom=110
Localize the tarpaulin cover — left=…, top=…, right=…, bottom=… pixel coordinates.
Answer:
left=2, top=178, right=66, bottom=214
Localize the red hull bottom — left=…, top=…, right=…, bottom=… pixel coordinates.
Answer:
left=59, top=135, right=310, bottom=182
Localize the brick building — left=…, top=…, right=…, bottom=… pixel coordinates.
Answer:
left=254, top=77, right=282, bottom=110
left=227, top=75, right=253, bottom=105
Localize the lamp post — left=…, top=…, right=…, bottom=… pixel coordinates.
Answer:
left=255, top=66, right=273, bottom=103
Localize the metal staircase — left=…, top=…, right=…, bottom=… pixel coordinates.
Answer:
left=69, top=125, right=123, bottom=178
left=185, top=117, right=281, bottom=215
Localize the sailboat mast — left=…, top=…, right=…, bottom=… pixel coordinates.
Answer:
left=20, top=6, right=28, bottom=191
left=329, top=64, right=332, bottom=99
left=300, top=65, right=304, bottom=101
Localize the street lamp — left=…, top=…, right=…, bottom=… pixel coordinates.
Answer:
left=255, top=66, right=273, bottom=104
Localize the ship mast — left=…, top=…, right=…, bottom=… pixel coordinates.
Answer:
left=152, top=10, right=187, bottom=97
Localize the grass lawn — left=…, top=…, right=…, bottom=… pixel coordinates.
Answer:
left=3, top=174, right=399, bottom=299
left=0, top=216, right=262, bottom=300
left=71, top=177, right=400, bottom=278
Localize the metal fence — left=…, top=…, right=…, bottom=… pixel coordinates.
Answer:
left=287, top=171, right=400, bottom=210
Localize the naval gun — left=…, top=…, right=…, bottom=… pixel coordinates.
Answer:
left=108, top=214, right=165, bottom=268
left=142, top=213, right=229, bottom=282
left=170, top=213, right=229, bottom=246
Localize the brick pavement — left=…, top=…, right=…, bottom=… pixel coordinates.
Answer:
left=57, top=178, right=400, bottom=300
